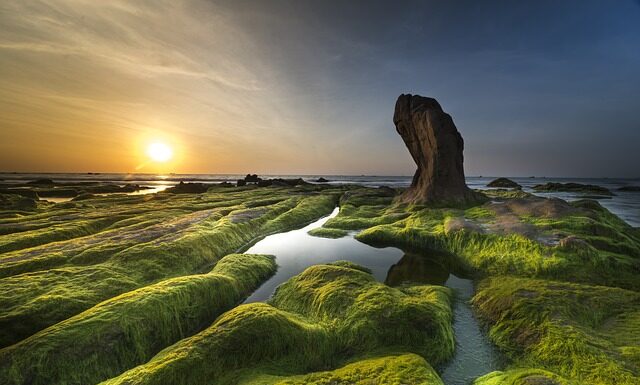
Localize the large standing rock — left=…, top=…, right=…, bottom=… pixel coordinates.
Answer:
left=394, top=94, right=483, bottom=205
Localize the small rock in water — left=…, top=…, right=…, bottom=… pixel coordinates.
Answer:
left=487, top=177, right=521, bottom=189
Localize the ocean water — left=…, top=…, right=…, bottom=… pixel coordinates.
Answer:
left=1, top=173, right=638, bottom=226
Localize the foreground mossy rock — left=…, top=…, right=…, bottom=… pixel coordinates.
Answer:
left=474, top=368, right=571, bottom=385
left=473, top=276, right=640, bottom=385
left=393, top=94, right=485, bottom=206
left=241, top=353, right=444, bottom=385
left=101, top=263, right=453, bottom=385
left=0, top=254, right=276, bottom=385
left=0, top=187, right=339, bottom=347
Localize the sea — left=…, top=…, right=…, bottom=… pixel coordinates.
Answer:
left=1, top=173, right=639, bottom=227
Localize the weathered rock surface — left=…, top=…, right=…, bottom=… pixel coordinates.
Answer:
left=394, top=94, right=483, bottom=205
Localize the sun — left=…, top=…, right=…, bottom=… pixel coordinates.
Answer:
left=146, top=142, right=173, bottom=163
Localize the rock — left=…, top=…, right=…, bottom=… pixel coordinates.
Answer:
left=558, top=235, right=591, bottom=251
left=533, top=182, right=613, bottom=196
left=618, top=185, right=640, bottom=192
left=393, top=94, right=484, bottom=205
left=217, top=182, right=234, bottom=187
left=0, top=188, right=39, bottom=199
left=26, top=178, right=55, bottom=185
left=316, top=177, right=329, bottom=183
left=244, top=174, right=261, bottom=183
left=165, top=181, right=210, bottom=194
left=236, top=179, right=246, bottom=187
left=487, top=177, right=521, bottom=189
left=444, top=217, right=484, bottom=234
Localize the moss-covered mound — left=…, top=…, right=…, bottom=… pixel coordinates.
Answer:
left=0, top=186, right=339, bottom=347
left=101, top=262, right=453, bottom=385
left=241, top=353, right=444, bottom=385
left=473, top=276, right=640, bottom=385
left=474, top=368, right=571, bottom=385
left=307, top=227, right=348, bottom=238
left=0, top=254, right=276, bottom=385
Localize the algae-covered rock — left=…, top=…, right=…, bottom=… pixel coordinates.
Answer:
left=101, top=263, right=453, bottom=385
left=0, top=254, right=277, bottom=385
left=487, top=178, right=522, bottom=189
left=474, top=369, right=570, bottom=385
left=473, top=276, right=640, bottom=385
left=241, top=354, right=444, bottom=385
left=533, top=182, right=613, bottom=196
left=307, top=227, right=348, bottom=238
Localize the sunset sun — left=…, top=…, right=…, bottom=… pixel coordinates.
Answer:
left=146, top=142, right=173, bottom=163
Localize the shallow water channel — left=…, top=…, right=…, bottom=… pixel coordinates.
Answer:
left=243, top=207, right=503, bottom=384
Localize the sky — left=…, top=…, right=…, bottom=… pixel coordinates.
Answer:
left=1, top=0, right=639, bottom=177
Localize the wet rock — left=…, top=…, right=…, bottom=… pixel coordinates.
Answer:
left=165, top=181, right=210, bottom=194
left=316, top=177, right=329, bottom=183
left=244, top=174, right=261, bottom=183
left=27, top=178, right=55, bottom=185
left=236, top=179, right=247, bottom=187
left=0, top=188, right=39, bottom=199
left=487, top=177, right=521, bottom=189
left=558, top=235, right=591, bottom=251
left=533, top=182, right=613, bottom=196
left=0, top=194, right=38, bottom=211
left=217, top=182, right=234, bottom=187
left=393, top=94, right=484, bottom=205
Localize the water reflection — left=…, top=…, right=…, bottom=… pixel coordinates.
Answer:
left=385, top=252, right=450, bottom=286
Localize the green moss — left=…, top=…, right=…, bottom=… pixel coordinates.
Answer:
left=270, top=263, right=454, bottom=365
left=338, top=191, right=640, bottom=289
left=473, top=368, right=572, bottom=385
left=241, top=353, right=444, bottom=385
left=307, top=227, right=348, bottom=238
left=473, top=276, right=640, bottom=385
left=0, top=254, right=276, bottom=385
left=100, top=263, right=453, bottom=385
left=0, top=188, right=340, bottom=347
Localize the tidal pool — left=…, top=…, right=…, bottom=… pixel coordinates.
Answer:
left=243, top=207, right=503, bottom=384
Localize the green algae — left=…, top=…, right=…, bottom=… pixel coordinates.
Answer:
left=0, top=254, right=276, bottom=385
left=100, top=262, right=453, bottom=385
left=0, top=187, right=340, bottom=347
left=241, top=353, right=444, bottom=385
left=473, top=276, right=640, bottom=385
left=474, top=368, right=572, bottom=385
left=307, top=227, right=348, bottom=238
left=324, top=189, right=640, bottom=289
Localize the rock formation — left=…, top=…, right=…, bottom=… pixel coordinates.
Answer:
left=394, top=94, right=483, bottom=205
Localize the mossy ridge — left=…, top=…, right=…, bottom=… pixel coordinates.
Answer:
left=100, top=263, right=453, bottom=385
left=0, top=190, right=339, bottom=347
left=307, top=227, right=348, bottom=238
left=0, top=254, right=276, bottom=385
left=270, top=263, right=454, bottom=364
left=240, top=353, right=444, bottom=385
left=473, top=368, right=573, bottom=385
left=473, top=276, right=640, bottom=385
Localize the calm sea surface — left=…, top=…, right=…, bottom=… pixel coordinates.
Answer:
left=1, top=173, right=638, bottom=226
